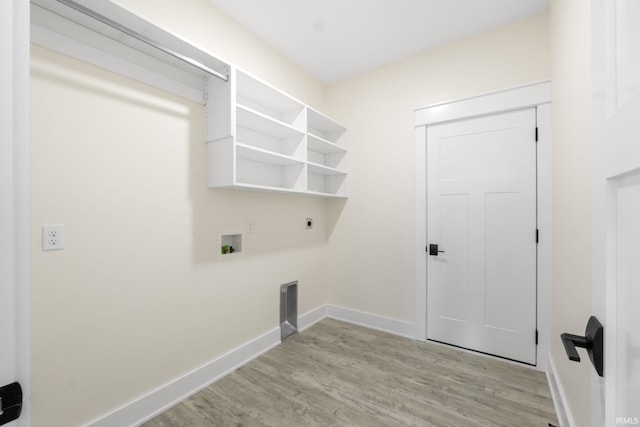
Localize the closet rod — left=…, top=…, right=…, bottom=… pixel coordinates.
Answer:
left=55, top=0, right=229, bottom=82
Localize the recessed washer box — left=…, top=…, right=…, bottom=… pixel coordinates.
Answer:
left=219, top=231, right=243, bottom=258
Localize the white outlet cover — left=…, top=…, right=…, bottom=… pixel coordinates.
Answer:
left=42, top=224, right=64, bottom=251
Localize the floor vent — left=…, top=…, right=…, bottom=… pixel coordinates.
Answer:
left=280, top=281, right=298, bottom=340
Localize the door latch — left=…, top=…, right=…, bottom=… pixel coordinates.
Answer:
left=0, top=382, right=22, bottom=425
left=428, top=244, right=445, bottom=256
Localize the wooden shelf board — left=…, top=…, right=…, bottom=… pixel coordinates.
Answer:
left=232, top=182, right=302, bottom=194
left=237, top=70, right=304, bottom=114
left=211, top=182, right=347, bottom=198
left=236, top=143, right=303, bottom=166
left=307, top=107, right=346, bottom=134
left=306, top=189, right=347, bottom=198
left=237, top=105, right=304, bottom=139
left=307, top=162, right=346, bottom=176
left=307, top=133, right=347, bottom=154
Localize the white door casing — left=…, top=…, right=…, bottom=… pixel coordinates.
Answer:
left=592, top=0, right=640, bottom=425
left=415, top=81, right=552, bottom=370
left=0, top=1, right=30, bottom=426
left=426, top=108, right=537, bottom=364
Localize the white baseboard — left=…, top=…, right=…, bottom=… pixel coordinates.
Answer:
left=298, top=305, right=329, bottom=331
left=326, top=304, right=416, bottom=339
left=86, top=304, right=416, bottom=426
left=86, top=327, right=281, bottom=427
left=546, top=354, right=575, bottom=427
left=299, top=304, right=417, bottom=339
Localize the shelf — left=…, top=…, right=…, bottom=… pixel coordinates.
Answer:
left=237, top=70, right=304, bottom=120
left=306, top=190, right=348, bottom=199
left=207, top=66, right=347, bottom=198
left=229, top=183, right=347, bottom=199
left=236, top=143, right=303, bottom=166
left=31, top=0, right=229, bottom=105
left=307, top=172, right=346, bottom=197
left=308, top=108, right=346, bottom=134
left=237, top=105, right=304, bottom=139
left=307, top=148, right=346, bottom=171
left=231, top=182, right=302, bottom=194
left=237, top=158, right=304, bottom=192
left=307, top=133, right=347, bottom=154
left=307, top=162, right=345, bottom=176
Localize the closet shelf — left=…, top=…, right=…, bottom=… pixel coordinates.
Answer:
left=237, top=71, right=303, bottom=115
left=308, top=107, right=347, bottom=135
left=31, top=0, right=229, bottom=105
left=306, top=189, right=346, bottom=198
left=307, top=162, right=346, bottom=176
left=232, top=182, right=301, bottom=194
left=236, top=143, right=303, bottom=166
left=236, top=105, right=304, bottom=139
left=207, top=67, right=348, bottom=198
left=228, top=183, right=347, bottom=199
left=307, top=133, right=347, bottom=154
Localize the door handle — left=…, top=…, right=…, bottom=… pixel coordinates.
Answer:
left=560, top=316, right=603, bottom=377
left=428, top=244, right=445, bottom=256
left=0, top=382, right=22, bottom=425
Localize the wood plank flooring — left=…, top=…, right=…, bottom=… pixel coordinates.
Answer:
left=143, top=319, right=558, bottom=426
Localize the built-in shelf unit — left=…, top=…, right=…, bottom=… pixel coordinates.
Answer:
left=206, top=69, right=348, bottom=198
left=306, top=108, right=347, bottom=197
left=30, top=0, right=347, bottom=198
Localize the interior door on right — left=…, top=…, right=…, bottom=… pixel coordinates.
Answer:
left=592, top=0, right=640, bottom=424
left=426, top=108, right=537, bottom=365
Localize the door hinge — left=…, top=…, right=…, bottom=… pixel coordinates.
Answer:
left=535, top=330, right=539, bottom=345
left=536, top=229, right=539, bottom=243
left=0, top=382, right=22, bottom=425
left=535, top=127, right=539, bottom=142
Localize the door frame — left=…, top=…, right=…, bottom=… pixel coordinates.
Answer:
left=1, top=0, right=31, bottom=424
left=414, top=81, right=552, bottom=371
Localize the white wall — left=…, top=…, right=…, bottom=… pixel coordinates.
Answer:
left=548, top=1, right=593, bottom=426
left=323, top=14, right=551, bottom=323
left=29, top=1, right=328, bottom=426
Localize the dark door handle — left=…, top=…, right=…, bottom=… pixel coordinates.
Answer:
left=0, top=382, right=22, bottom=425
left=428, top=244, right=445, bottom=256
left=560, top=316, right=603, bottom=377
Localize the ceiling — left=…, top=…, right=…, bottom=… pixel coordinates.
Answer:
left=208, top=0, right=549, bottom=83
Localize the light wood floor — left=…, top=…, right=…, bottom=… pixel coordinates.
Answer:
left=143, top=319, right=558, bottom=426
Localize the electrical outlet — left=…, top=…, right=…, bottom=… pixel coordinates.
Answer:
left=42, top=224, right=64, bottom=251
left=245, top=221, right=254, bottom=234
left=305, top=218, right=313, bottom=229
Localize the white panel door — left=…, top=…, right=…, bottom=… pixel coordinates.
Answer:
left=592, top=0, right=640, bottom=425
left=427, top=108, right=537, bottom=365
